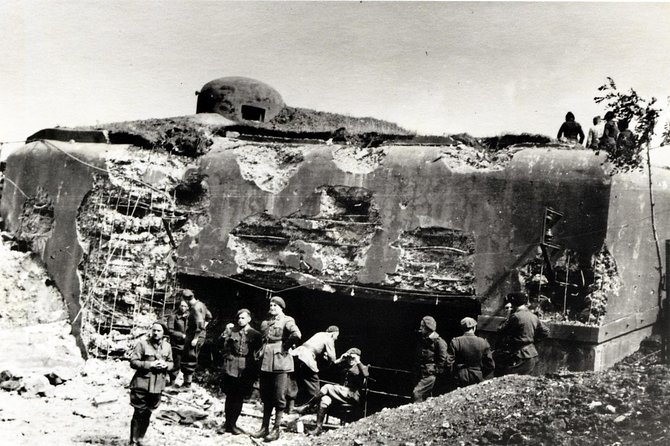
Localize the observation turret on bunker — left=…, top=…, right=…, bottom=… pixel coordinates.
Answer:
left=196, top=76, right=284, bottom=123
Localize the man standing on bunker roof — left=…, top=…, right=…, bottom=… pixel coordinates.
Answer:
left=253, top=296, right=301, bottom=442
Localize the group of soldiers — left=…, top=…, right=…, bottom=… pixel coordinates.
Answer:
left=127, top=289, right=549, bottom=445
left=411, top=291, right=550, bottom=402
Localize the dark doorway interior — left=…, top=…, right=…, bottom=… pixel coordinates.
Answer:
left=177, top=273, right=480, bottom=412
left=241, top=105, right=266, bottom=122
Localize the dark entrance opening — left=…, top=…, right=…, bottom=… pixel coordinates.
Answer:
left=241, top=105, right=266, bottom=122
left=177, top=273, right=480, bottom=413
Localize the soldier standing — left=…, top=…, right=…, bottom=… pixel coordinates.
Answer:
left=128, top=322, right=173, bottom=445
left=498, top=292, right=550, bottom=375
left=253, top=296, right=301, bottom=442
left=220, top=308, right=262, bottom=435
left=412, top=316, right=448, bottom=402
left=164, top=299, right=189, bottom=385
left=181, top=289, right=212, bottom=388
left=446, top=317, right=495, bottom=388
left=291, top=325, right=339, bottom=407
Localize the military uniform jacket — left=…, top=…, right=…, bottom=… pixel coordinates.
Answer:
left=130, top=336, right=173, bottom=394
left=498, top=306, right=550, bottom=359
left=185, top=300, right=212, bottom=341
left=165, top=311, right=188, bottom=350
left=259, top=314, right=301, bottom=373
left=446, top=332, right=495, bottom=384
left=221, top=325, right=262, bottom=378
left=416, top=331, right=448, bottom=377
left=342, top=362, right=369, bottom=394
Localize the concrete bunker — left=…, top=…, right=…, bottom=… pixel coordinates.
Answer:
left=2, top=114, right=669, bottom=376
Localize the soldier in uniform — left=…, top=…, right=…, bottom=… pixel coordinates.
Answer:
left=164, top=299, right=189, bottom=385
left=253, top=296, right=301, bottom=442
left=498, top=292, right=550, bottom=375
left=412, top=315, right=448, bottom=402
left=181, top=289, right=212, bottom=388
left=291, top=325, right=339, bottom=407
left=219, top=308, right=262, bottom=435
left=304, top=348, right=369, bottom=436
left=446, top=317, right=495, bottom=388
left=128, top=321, right=173, bottom=445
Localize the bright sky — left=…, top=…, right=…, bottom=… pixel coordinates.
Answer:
left=1, top=1, right=669, bottom=145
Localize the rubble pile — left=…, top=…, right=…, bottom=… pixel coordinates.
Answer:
left=307, top=339, right=670, bottom=446
left=0, top=233, right=82, bottom=391
left=1, top=357, right=306, bottom=446
left=0, top=232, right=66, bottom=328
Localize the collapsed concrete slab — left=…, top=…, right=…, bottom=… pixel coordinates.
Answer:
left=2, top=119, right=669, bottom=374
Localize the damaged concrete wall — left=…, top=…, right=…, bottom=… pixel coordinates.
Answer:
left=180, top=143, right=615, bottom=313
left=1, top=142, right=103, bottom=355
left=4, top=125, right=670, bottom=370
left=1, top=139, right=209, bottom=355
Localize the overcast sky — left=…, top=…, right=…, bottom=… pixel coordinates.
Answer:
left=1, top=1, right=669, bottom=145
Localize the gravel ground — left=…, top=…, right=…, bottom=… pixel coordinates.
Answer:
left=306, top=340, right=669, bottom=446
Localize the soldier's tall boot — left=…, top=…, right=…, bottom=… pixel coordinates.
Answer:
left=308, top=405, right=326, bottom=436
left=263, top=410, right=283, bottom=442
left=252, top=407, right=272, bottom=438
left=294, top=394, right=320, bottom=414
left=136, top=410, right=152, bottom=445
left=181, top=373, right=192, bottom=389
left=129, top=410, right=141, bottom=445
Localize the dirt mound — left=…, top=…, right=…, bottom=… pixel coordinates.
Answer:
left=307, top=341, right=669, bottom=446
left=0, top=233, right=67, bottom=328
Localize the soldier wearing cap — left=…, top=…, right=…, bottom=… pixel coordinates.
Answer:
left=303, top=347, right=369, bottom=436
left=290, top=325, right=340, bottom=407
left=164, top=299, right=189, bottom=385
left=253, top=296, right=301, bottom=442
left=219, top=308, right=262, bottom=435
left=446, top=317, right=494, bottom=388
left=128, top=321, right=173, bottom=445
left=181, top=289, right=213, bottom=388
left=497, top=292, right=550, bottom=375
left=412, top=315, right=448, bottom=402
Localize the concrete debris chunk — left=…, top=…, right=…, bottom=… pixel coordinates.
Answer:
left=0, top=369, right=22, bottom=382
left=1, top=379, right=22, bottom=392
left=588, top=401, right=602, bottom=410
left=92, top=391, right=118, bottom=407
left=22, top=374, right=53, bottom=398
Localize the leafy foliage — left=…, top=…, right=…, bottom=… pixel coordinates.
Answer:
left=594, top=77, right=662, bottom=169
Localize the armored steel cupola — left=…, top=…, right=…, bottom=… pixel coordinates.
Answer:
left=195, top=76, right=284, bottom=123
